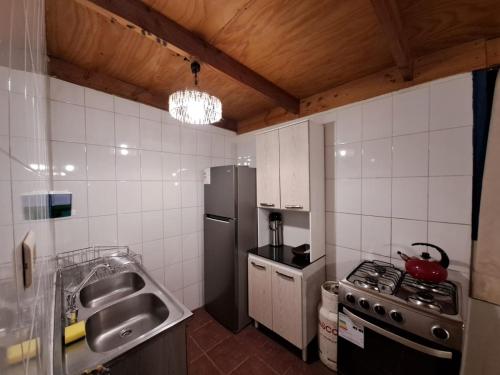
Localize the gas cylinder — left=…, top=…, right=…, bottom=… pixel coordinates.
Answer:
left=318, top=281, right=338, bottom=371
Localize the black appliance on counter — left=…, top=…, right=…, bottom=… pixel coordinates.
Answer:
left=338, top=261, right=463, bottom=375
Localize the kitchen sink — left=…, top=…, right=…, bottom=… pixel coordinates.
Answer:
left=80, top=272, right=145, bottom=308
left=85, top=293, right=169, bottom=353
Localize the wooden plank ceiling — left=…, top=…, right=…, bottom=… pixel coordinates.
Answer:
left=46, top=0, right=500, bottom=133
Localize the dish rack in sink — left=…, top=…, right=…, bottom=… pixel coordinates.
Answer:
left=56, top=245, right=142, bottom=292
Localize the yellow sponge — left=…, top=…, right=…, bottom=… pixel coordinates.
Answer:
left=65, top=320, right=86, bottom=345
left=6, top=338, right=39, bottom=365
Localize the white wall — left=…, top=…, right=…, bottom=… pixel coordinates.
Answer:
left=324, top=73, right=473, bottom=280
left=0, top=1, right=55, bottom=374
left=48, top=78, right=237, bottom=310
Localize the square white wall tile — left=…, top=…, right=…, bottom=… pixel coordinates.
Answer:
left=333, top=213, right=361, bottom=250
left=182, top=232, right=199, bottom=260
left=164, top=208, right=182, bottom=238
left=335, top=105, right=362, bottom=144
left=393, top=85, right=429, bottom=136
left=392, top=177, right=428, bottom=220
left=197, top=131, right=212, bottom=156
left=183, top=283, right=202, bottom=310
left=163, top=123, right=181, bottom=153
left=85, top=108, right=115, bottom=146
left=50, top=101, right=85, bottom=143
left=117, top=181, right=141, bottom=213
left=181, top=128, right=197, bottom=155
left=182, top=207, right=198, bottom=234
left=142, top=239, right=164, bottom=271
left=430, top=75, right=473, bottom=130
left=141, top=151, right=162, bottom=180
left=142, top=210, right=163, bottom=242
left=164, top=236, right=182, bottom=265
left=141, top=181, right=163, bottom=211
left=429, top=127, right=472, bottom=176
left=114, top=97, right=140, bottom=117
left=181, top=155, right=198, bottom=181
left=325, top=179, right=335, bottom=212
left=391, top=218, right=427, bottom=256
left=429, top=176, right=471, bottom=224
left=362, top=96, right=392, bottom=140
left=117, top=212, right=142, bottom=245
left=140, top=104, right=162, bottom=122
left=115, top=114, right=140, bottom=149
left=181, top=181, right=198, bottom=208
left=361, top=216, right=391, bottom=257
left=392, top=133, right=429, bottom=177
left=85, top=88, right=114, bottom=112
left=116, top=148, right=140, bottom=180
left=334, top=246, right=361, bottom=280
left=362, top=138, right=392, bottom=178
left=49, top=78, right=84, bottom=105
left=0, top=182, right=12, bottom=226
left=211, top=133, right=225, bottom=158
left=89, top=215, right=117, bottom=245
left=51, top=141, right=87, bottom=180
left=164, top=181, right=181, bottom=209
left=335, top=143, right=362, bottom=178
left=165, top=262, right=183, bottom=292
left=334, top=179, right=361, bottom=214
left=87, top=145, right=115, bottom=180
left=324, top=122, right=335, bottom=146
left=183, top=257, right=201, bottom=287
left=362, top=178, right=391, bottom=217
left=163, top=153, right=181, bottom=181
left=55, top=218, right=89, bottom=252
left=140, top=118, right=162, bottom=151
left=428, top=222, right=471, bottom=272
left=87, top=181, right=117, bottom=216
left=325, top=146, right=335, bottom=179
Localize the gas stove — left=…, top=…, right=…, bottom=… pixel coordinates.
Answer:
left=339, top=260, right=464, bottom=351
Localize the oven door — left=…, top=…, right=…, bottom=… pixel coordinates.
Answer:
left=338, top=305, right=461, bottom=375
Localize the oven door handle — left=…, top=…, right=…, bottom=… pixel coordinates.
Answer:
left=342, top=307, right=453, bottom=359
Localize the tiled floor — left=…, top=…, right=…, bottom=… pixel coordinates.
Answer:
left=187, top=308, right=336, bottom=375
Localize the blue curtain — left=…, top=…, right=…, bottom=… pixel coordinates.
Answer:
left=472, top=68, right=498, bottom=240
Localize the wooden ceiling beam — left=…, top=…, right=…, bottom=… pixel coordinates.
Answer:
left=48, top=57, right=238, bottom=132
left=74, top=0, right=300, bottom=114
left=371, top=0, right=413, bottom=81
left=238, top=38, right=497, bottom=133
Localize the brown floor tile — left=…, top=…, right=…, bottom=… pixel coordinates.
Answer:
left=235, top=325, right=271, bottom=356
left=258, top=339, right=302, bottom=374
left=231, top=356, right=277, bottom=375
left=283, top=360, right=336, bottom=375
left=191, top=320, right=232, bottom=351
left=207, top=336, right=250, bottom=374
left=189, top=355, right=222, bottom=375
left=188, top=336, right=204, bottom=363
left=187, top=308, right=214, bottom=335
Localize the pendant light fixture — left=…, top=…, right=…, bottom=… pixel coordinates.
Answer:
left=168, top=61, right=222, bottom=125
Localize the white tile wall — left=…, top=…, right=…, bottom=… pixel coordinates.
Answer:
left=325, top=74, right=473, bottom=280
left=49, top=78, right=236, bottom=310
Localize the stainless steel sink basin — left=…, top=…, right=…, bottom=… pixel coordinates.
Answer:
left=80, top=272, right=145, bottom=308
left=85, top=293, right=169, bottom=353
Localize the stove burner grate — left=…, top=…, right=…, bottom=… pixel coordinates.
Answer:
left=347, top=260, right=403, bottom=295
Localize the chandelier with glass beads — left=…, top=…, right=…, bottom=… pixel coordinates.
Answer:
left=168, top=61, right=222, bottom=125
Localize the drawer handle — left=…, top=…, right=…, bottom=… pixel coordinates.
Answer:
left=260, top=203, right=275, bottom=207
left=251, top=262, right=266, bottom=270
left=276, top=271, right=294, bottom=281
left=285, top=204, right=303, bottom=209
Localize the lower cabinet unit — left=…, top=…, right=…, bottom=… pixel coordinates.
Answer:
left=248, top=254, right=326, bottom=361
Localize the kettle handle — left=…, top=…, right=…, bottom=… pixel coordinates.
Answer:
left=411, top=242, right=450, bottom=269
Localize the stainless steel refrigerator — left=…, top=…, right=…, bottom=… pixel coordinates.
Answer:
left=203, top=165, right=256, bottom=332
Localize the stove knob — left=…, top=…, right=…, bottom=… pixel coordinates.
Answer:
left=431, top=326, right=450, bottom=341
left=390, top=310, right=404, bottom=323
left=374, top=304, right=386, bottom=315
left=359, top=299, right=370, bottom=310
left=346, top=293, right=355, bottom=304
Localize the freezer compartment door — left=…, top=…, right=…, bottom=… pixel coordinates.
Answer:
left=204, top=215, right=237, bottom=330
left=204, top=166, right=236, bottom=218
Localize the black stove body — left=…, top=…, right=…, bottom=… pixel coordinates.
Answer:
left=338, top=261, right=463, bottom=375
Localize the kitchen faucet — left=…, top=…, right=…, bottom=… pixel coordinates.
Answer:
left=66, top=263, right=111, bottom=323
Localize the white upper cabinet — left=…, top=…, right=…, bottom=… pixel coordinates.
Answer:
left=279, top=122, right=310, bottom=211
left=256, top=130, right=280, bottom=209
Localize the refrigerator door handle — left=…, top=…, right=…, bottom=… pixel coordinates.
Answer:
left=206, top=215, right=233, bottom=224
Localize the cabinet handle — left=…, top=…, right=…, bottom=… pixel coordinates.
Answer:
left=276, top=271, right=294, bottom=281
left=260, top=203, right=275, bottom=207
left=251, top=262, right=266, bottom=270
left=285, top=204, right=303, bottom=209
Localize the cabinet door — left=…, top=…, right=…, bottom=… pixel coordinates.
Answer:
left=279, top=123, right=310, bottom=211
left=256, top=130, right=280, bottom=209
left=248, top=257, right=273, bottom=328
left=271, top=265, right=302, bottom=348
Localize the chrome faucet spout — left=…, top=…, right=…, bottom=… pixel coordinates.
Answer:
left=68, top=263, right=112, bottom=310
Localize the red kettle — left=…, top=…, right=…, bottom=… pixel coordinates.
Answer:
left=397, top=242, right=450, bottom=283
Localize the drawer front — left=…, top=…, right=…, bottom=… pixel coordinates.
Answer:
left=271, top=265, right=303, bottom=348
left=248, top=258, right=273, bottom=329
